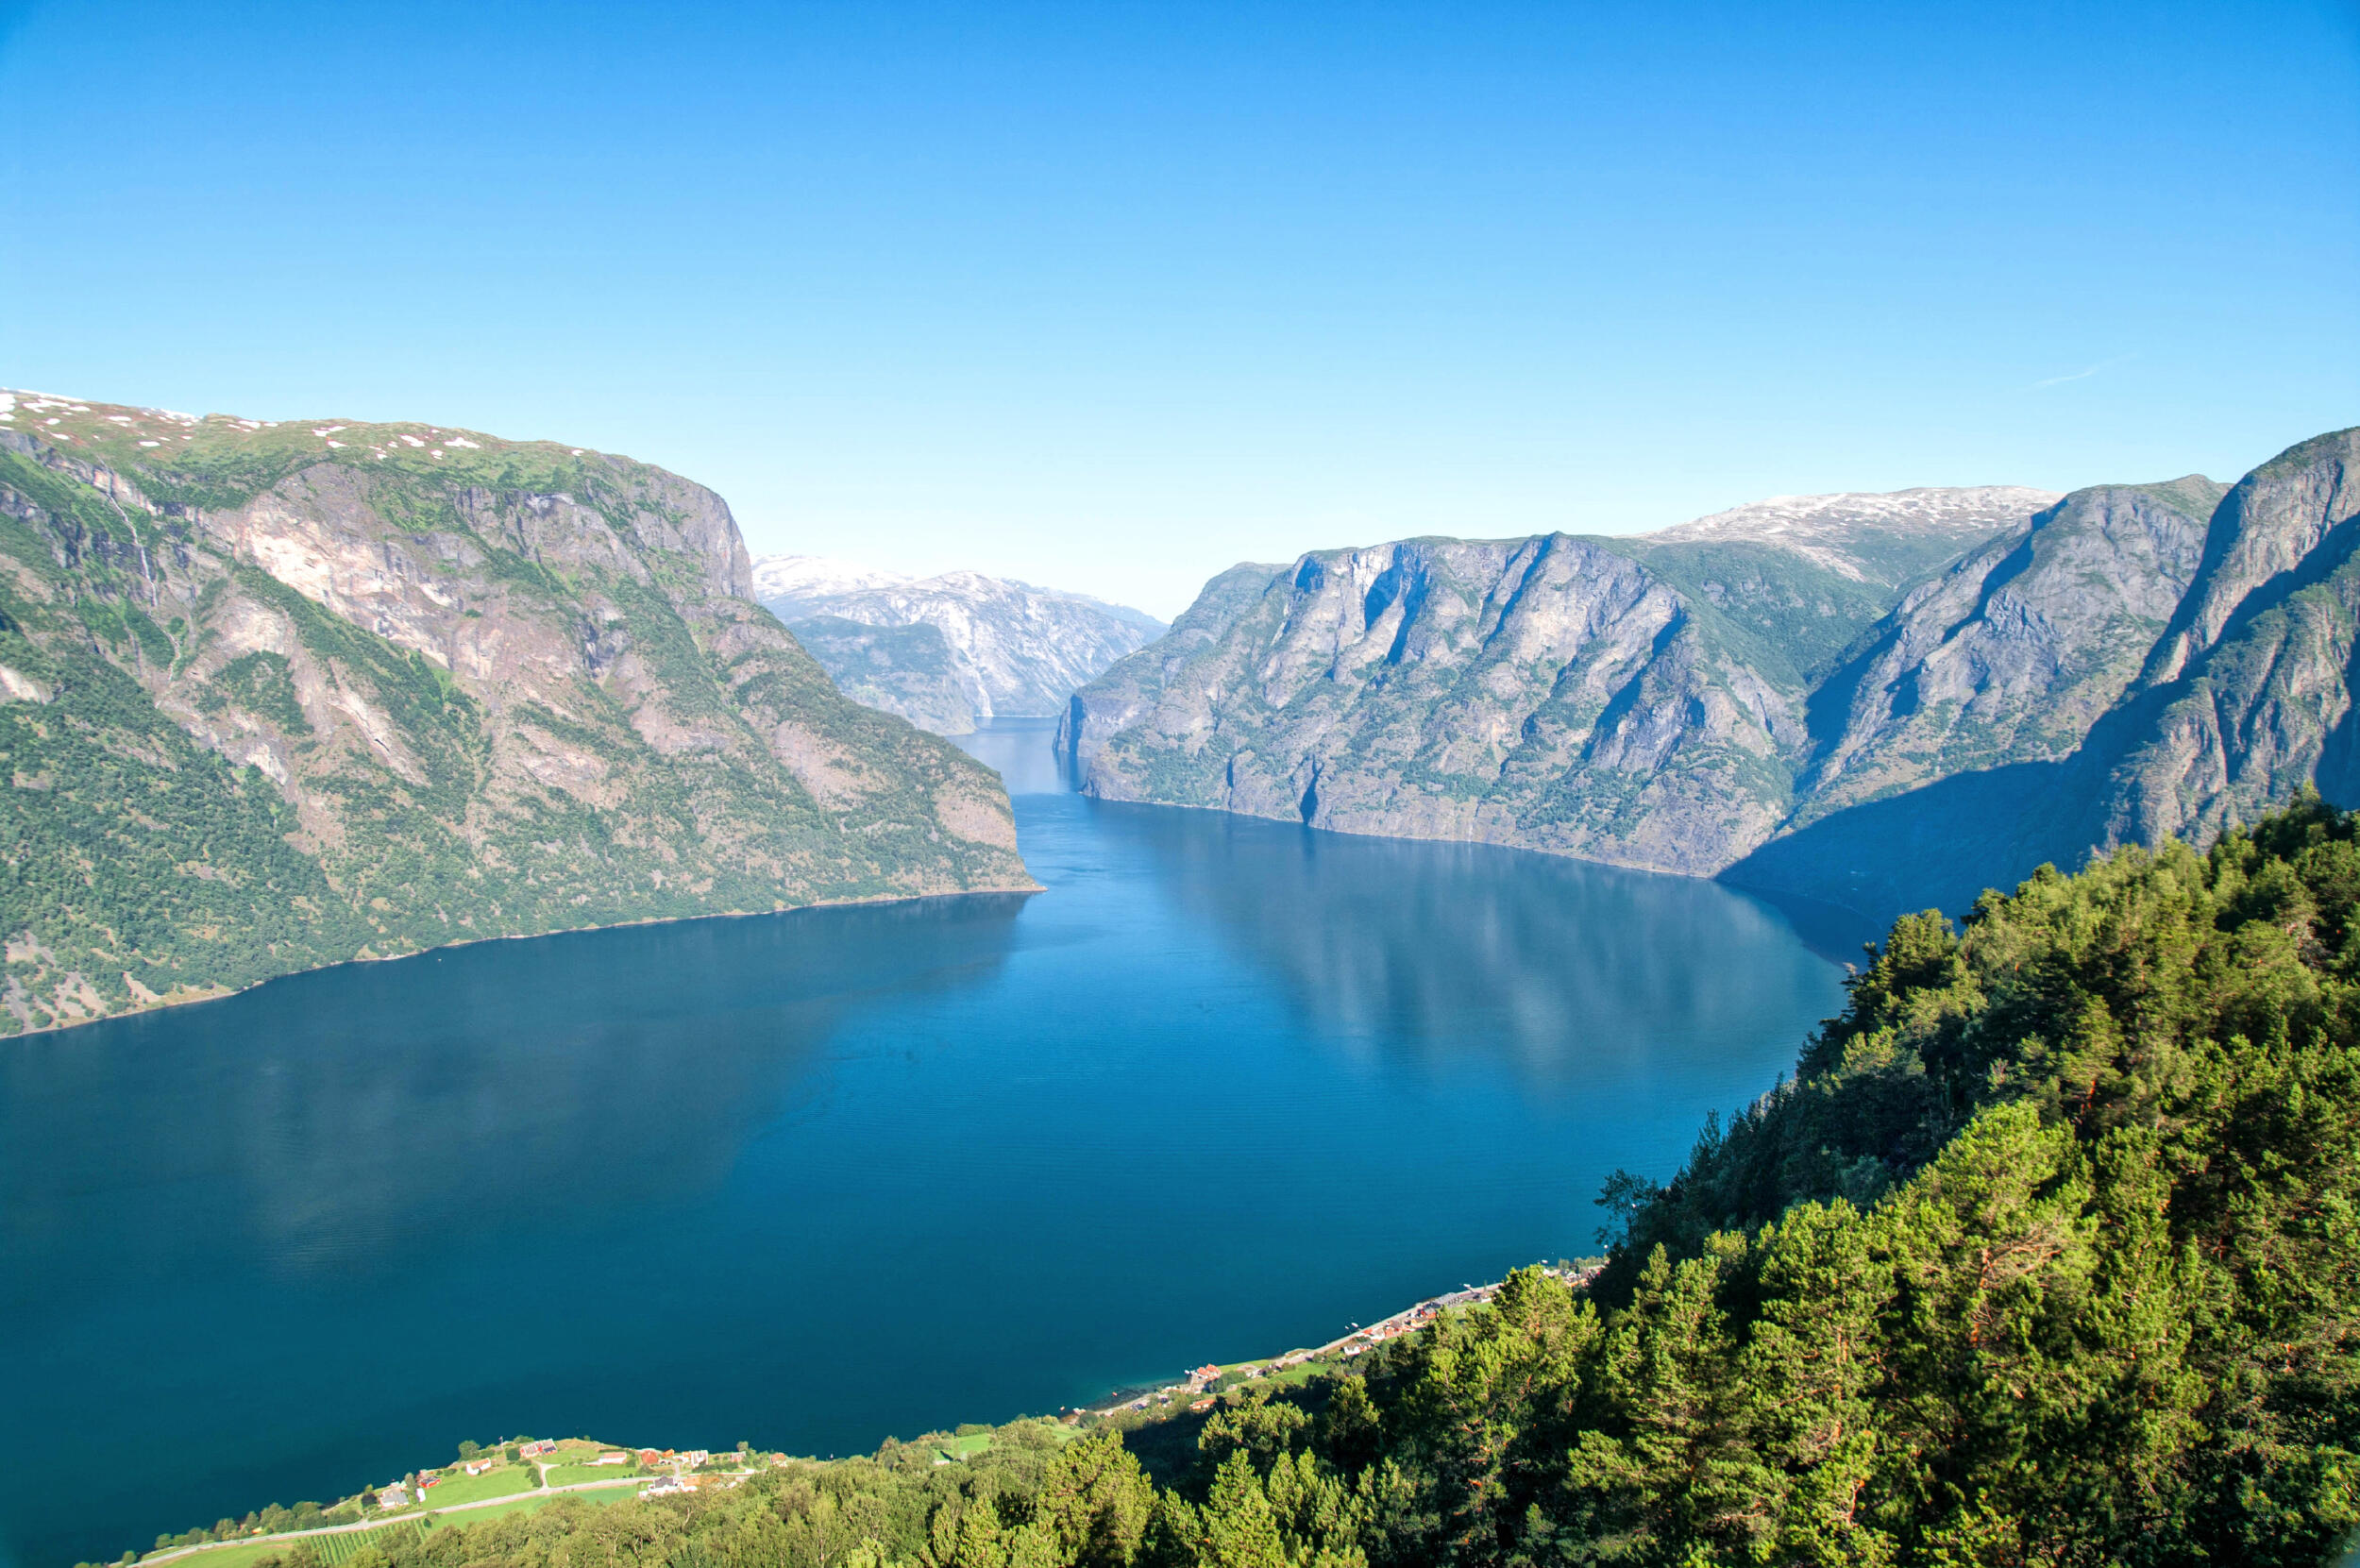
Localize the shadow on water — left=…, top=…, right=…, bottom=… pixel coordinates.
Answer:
left=2, top=896, right=1031, bottom=1296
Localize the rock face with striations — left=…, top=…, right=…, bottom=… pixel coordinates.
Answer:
left=1065, top=443, right=2360, bottom=916
left=0, top=391, right=1033, bottom=1036
left=751, top=554, right=1164, bottom=734
left=2100, top=430, right=2360, bottom=846
left=1061, top=487, right=2061, bottom=879
left=1791, top=477, right=2226, bottom=827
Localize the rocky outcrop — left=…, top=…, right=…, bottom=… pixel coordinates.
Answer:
left=783, top=615, right=975, bottom=736
left=1066, top=449, right=2360, bottom=917
left=1054, top=562, right=1286, bottom=767
left=2100, top=430, right=2360, bottom=847
left=1793, top=478, right=2224, bottom=825
left=751, top=554, right=1163, bottom=733
left=0, top=392, right=1033, bottom=1036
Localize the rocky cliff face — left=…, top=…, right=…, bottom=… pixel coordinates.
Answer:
left=1793, top=478, right=2224, bottom=826
left=1061, top=489, right=2063, bottom=880
left=1065, top=451, right=2360, bottom=916
left=751, top=555, right=1164, bottom=733
left=0, top=392, right=1032, bottom=1036
left=2100, top=430, right=2360, bottom=847
left=781, top=615, right=975, bottom=736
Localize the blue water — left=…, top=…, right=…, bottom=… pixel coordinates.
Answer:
left=0, top=721, right=1862, bottom=1568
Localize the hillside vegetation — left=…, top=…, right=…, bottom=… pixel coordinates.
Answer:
left=0, top=393, right=1031, bottom=1034
left=212, top=798, right=2360, bottom=1563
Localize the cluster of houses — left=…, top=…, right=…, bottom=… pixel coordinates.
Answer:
left=358, top=1438, right=758, bottom=1519
left=632, top=1448, right=713, bottom=1469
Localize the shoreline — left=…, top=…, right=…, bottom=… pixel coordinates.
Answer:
left=2, top=877, right=1042, bottom=1043
left=1077, top=1262, right=1600, bottom=1418
left=82, top=1266, right=1602, bottom=1568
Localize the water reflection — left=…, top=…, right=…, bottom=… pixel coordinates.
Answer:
left=960, top=719, right=1866, bottom=1095
left=1117, top=802, right=1856, bottom=1089
left=952, top=716, right=1071, bottom=797
left=0, top=895, right=1028, bottom=1307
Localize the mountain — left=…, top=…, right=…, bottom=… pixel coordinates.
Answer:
left=1058, top=486, right=2061, bottom=881
left=0, top=391, right=1033, bottom=1037
left=1060, top=444, right=2360, bottom=915
left=751, top=553, right=1165, bottom=734
left=1729, top=430, right=2359, bottom=914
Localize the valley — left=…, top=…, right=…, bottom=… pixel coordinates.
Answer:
left=751, top=555, right=1163, bottom=735
left=10, top=394, right=2360, bottom=1567
left=0, top=720, right=1848, bottom=1568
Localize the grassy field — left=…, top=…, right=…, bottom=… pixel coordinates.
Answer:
left=142, top=1488, right=636, bottom=1568
left=430, top=1491, right=634, bottom=1527
left=543, top=1464, right=638, bottom=1488
left=146, top=1541, right=291, bottom=1568
left=412, top=1469, right=536, bottom=1509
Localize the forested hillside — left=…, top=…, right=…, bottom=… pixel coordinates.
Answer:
left=218, top=797, right=2360, bottom=1564
left=0, top=393, right=1032, bottom=1035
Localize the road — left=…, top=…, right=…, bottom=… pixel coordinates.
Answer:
left=132, top=1472, right=666, bottom=1568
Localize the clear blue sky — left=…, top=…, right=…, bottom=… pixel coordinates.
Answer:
left=3, top=1, right=2354, bottom=616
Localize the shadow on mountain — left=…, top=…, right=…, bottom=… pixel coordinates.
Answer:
left=1720, top=760, right=2092, bottom=922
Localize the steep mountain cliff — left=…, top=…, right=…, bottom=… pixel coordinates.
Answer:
left=751, top=554, right=1164, bottom=733
left=0, top=391, right=1032, bottom=1036
left=1059, top=488, right=2058, bottom=879
left=1794, top=477, right=2226, bottom=826
left=782, top=615, right=975, bottom=736
left=1728, top=431, right=2359, bottom=915
left=2104, top=430, right=2360, bottom=845
left=1062, top=446, right=2360, bottom=915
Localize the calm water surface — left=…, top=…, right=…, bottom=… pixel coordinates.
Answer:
left=1, top=721, right=1864, bottom=1568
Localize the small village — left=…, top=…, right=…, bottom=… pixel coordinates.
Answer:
left=364, top=1439, right=760, bottom=1515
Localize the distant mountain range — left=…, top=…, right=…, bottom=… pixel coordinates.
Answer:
left=752, top=555, right=1165, bottom=734
left=1060, top=434, right=2360, bottom=918
left=0, top=392, right=1033, bottom=1036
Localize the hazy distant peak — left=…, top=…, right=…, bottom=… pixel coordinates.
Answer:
left=749, top=551, right=1166, bottom=733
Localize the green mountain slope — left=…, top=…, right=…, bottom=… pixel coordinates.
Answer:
left=0, top=392, right=1033, bottom=1035
left=783, top=615, right=975, bottom=735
